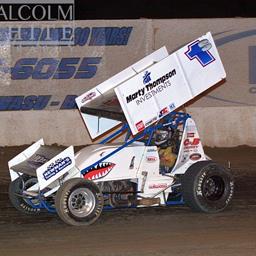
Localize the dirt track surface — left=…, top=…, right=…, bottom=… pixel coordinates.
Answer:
left=1, top=146, right=256, bottom=256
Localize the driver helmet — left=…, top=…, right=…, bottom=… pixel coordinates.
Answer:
left=155, top=128, right=172, bottom=148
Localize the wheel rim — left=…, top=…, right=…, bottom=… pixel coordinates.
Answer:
left=202, top=175, right=225, bottom=201
left=68, top=188, right=96, bottom=218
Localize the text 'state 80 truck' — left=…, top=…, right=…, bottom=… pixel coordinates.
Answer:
left=8, top=32, right=234, bottom=226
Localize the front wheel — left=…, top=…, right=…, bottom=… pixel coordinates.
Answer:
left=9, top=175, right=41, bottom=215
left=181, top=161, right=234, bottom=213
left=55, top=178, right=103, bottom=226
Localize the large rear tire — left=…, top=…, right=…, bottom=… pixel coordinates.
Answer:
left=181, top=161, right=234, bottom=213
left=55, top=178, right=103, bottom=226
left=9, top=175, right=41, bottom=215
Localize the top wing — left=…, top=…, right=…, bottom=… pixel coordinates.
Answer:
left=76, top=32, right=226, bottom=139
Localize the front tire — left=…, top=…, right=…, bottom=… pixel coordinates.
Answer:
left=9, top=175, right=41, bottom=215
left=55, top=178, right=103, bottom=226
left=182, top=161, right=234, bottom=213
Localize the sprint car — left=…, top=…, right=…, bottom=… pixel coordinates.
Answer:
left=8, top=32, right=234, bottom=226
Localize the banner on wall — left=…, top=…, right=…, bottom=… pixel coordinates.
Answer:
left=0, top=20, right=152, bottom=111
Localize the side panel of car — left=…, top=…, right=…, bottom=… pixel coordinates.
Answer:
left=76, top=144, right=146, bottom=182
left=171, top=118, right=207, bottom=175
left=136, top=146, right=174, bottom=204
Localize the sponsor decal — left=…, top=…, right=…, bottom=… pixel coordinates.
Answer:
left=126, top=87, right=145, bottom=104
left=147, top=148, right=157, bottom=152
left=185, top=39, right=215, bottom=67
left=180, top=154, right=188, bottom=163
left=143, top=71, right=151, bottom=84
left=186, top=125, right=197, bottom=132
left=189, top=153, right=202, bottom=161
left=126, top=69, right=176, bottom=105
left=184, top=138, right=200, bottom=152
left=146, top=156, right=157, bottom=162
left=144, top=69, right=176, bottom=91
left=184, top=138, right=200, bottom=146
left=169, top=102, right=175, bottom=110
left=159, top=107, right=169, bottom=118
left=149, top=183, right=168, bottom=189
left=81, top=92, right=96, bottom=103
left=187, top=132, right=195, bottom=138
left=43, top=157, right=72, bottom=180
left=196, top=170, right=207, bottom=196
left=83, top=162, right=115, bottom=180
left=184, top=138, right=200, bottom=149
left=136, top=120, right=145, bottom=132
left=145, top=116, right=157, bottom=127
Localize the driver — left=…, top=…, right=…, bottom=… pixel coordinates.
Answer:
left=155, top=128, right=177, bottom=173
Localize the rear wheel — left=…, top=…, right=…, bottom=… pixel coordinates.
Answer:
left=55, top=178, right=103, bottom=226
left=181, top=161, right=234, bottom=213
left=9, top=175, right=41, bottom=215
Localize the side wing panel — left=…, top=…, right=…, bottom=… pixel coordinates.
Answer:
left=36, top=146, right=75, bottom=190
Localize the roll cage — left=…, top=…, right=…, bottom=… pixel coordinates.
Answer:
left=81, top=111, right=190, bottom=175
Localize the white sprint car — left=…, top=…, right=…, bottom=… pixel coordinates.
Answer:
left=8, top=32, right=234, bottom=226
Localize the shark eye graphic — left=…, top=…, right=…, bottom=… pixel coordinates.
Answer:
left=83, top=162, right=116, bottom=180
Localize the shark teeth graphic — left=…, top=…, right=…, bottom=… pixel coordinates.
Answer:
left=83, top=162, right=116, bottom=180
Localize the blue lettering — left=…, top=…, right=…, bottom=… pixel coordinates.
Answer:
left=53, top=58, right=79, bottom=79
left=0, top=95, right=51, bottom=111
left=11, top=58, right=37, bottom=80
left=74, top=27, right=90, bottom=46
left=8, top=97, right=24, bottom=110
left=22, top=95, right=38, bottom=110
left=74, top=57, right=102, bottom=79
left=33, top=95, right=51, bottom=110
left=0, top=28, right=9, bottom=41
left=0, top=26, right=133, bottom=46
left=43, top=157, right=72, bottom=180
left=89, top=27, right=133, bottom=46
left=10, top=57, right=101, bottom=80
left=60, top=95, right=77, bottom=109
left=0, top=96, right=12, bottom=110
left=116, top=27, right=133, bottom=45
left=32, top=58, right=58, bottom=79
